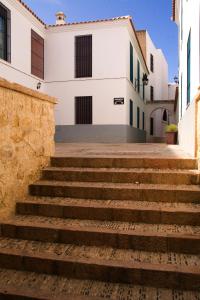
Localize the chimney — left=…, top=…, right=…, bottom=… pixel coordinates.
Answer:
left=56, top=12, right=66, bottom=25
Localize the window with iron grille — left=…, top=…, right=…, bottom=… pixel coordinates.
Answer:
left=75, top=35, right=92, bottom=78
left=75, top=96, right=92, bottom=124
left=150, top=54, right=154, bottom=72
left=150, top=86, right=154, bottom=101
left=0, top=3, right=11, bottom=62
left=31, top=30, right=44, bottom=79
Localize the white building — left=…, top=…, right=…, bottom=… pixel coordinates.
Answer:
left=173, top=0, right=200, bottom=156
left=0, top=0, right=171, bottom=143
left=136, top=30, right=177, bottom=142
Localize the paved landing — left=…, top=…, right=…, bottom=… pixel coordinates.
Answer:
left=55, top=143, right=192, bottom=158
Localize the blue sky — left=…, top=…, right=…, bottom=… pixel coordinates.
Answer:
left=25, top=0, right=178, bottom=82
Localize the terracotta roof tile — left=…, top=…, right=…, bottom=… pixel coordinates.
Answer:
left=47, top=15, right=131, bottom=27
left=172, top=0, right=176, bottom=21
left=17, top=0, right=46, bottom=26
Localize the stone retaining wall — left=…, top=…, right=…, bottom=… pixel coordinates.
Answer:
left=0, top=79, right=57, bottom=219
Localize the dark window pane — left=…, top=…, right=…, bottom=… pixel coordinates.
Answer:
left=150, top=54, right=154, bottom=72
left=130, top=43, right=133, bottom=83
left=137, top=106, right=140, bottom=129
left=75, top=96, right=92, bottom=124
left=150, top=117, right=154, bottom=135
left=150, top=86, right=154, bottom=101
left=187, top=30, right=191, bottom=105
left=0, top=3, right=11, bottom=62
left=142, top=112, right=145, bottom=130
left=129, top=100, right=133, bottom=126
left=75, top=35, right=92, bottom=78
left=137, top=60, right=140, bottom=93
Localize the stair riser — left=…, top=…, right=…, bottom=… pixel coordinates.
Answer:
left=51, top=157, right=197, bottom=170
left=16, top=203, right=200, bottom=226
left=0, top=253, right=199, bottom=290
left=29, top=185, right=200, bottom=203
left=1, top=224, right=199, bottom=254
left=42, top=170, right=199, bottom=185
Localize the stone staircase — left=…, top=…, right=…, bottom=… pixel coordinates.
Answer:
left=0, top=155, right=200, bottom=299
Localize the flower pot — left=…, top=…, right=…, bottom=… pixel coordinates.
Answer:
left=166, top=132, right=177, bottom=145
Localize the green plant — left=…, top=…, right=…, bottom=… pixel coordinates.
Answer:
left=165, top=124, right=178, bottom=133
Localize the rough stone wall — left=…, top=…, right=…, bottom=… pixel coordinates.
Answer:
left=0, top=79, right=57, bottom=220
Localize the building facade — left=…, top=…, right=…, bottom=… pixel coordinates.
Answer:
left=173, top=0, right=200, bottom=156
left=0, top=0, right=172, bottom=143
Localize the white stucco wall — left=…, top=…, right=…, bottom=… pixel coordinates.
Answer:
left=0, top=0, right=46, bottom=91
left=45, top=21, right=148, bottom=126
left=145, top=31, right=169, bottom=101
left=176, top=0, right=200, bottom=156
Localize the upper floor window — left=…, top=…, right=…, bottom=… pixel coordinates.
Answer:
left=150, top=54, right=154, bottom=72
left=75, top=35, right=92, bottom=78
left=150, top=86, right=154, bottom=101
left=31, top=30, right=44, bottom=79
left=0, top=3, right=11, bottom=62
left=130, top=42, right=133, bottom=83
left=137, top=60, right=140, bottom=93
left=187, top=30, right=191, bottom=105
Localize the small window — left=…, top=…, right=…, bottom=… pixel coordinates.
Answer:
left=142, top=112, right=145, bottom=130
left=75, top=96, right=92, bottom=124
left=75, top=35, right=92, bottom=78
left=129, top=100, right=133, bottom=126
left=0, top=3, right=11, bottom=62
left=31, top=30, right=44, bottom=79
left=150, top=117, right=154, bottom=135
left=163, top=109, right=168, bottom=122
left=142, top=80, right=145, bottom=101
left=150, top=54, right=154, bottom=72
left=150, top=86, right=154, bottom=101
left=137, top=106, right=140, bottom=129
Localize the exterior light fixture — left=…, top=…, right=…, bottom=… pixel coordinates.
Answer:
left=142, top=73, right=149, bottom=86
left=174, top=76, right=179, bottom=84
left=37, top=82, right=41, bottom=90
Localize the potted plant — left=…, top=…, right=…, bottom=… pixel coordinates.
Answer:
left=165, top=124, right=178, bottom=145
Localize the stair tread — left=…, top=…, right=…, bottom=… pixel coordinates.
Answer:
left=20, top=197, right=200, bottom=213
left=44, top=167, right=200, bottom=174
left=31, top=180, right=200, bottom=191
left=2, top=215, right=200, bottom=236
left=0, top=237, right=199, bottom=271
left=0, top=268, right=199, bottom=300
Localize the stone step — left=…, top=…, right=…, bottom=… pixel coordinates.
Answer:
left=51, top=157, right=198, bottom=170
left=16, top=197, right=200, bottom=226
left=42, top=167, right=199, bottom=185
left=29, top=181, right=200, bottom=203
left=0, top=268, right=199, bottom=300
left=0, top=238, right=199, bottom=290
left=1, top=216, right=200, bottom=254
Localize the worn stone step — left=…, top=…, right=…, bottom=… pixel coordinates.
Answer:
left=42, top=167, right=200, bottom=185
left=1, top=216, right=200, bottom=254
left=51, top=157, right=198, bottom=170
left=29, top=181, right=200, bottom=203
left=0, top=238, right=199, bottom=290
left=0, top=268, right=199, bottom=300
left=16, top=197, right=200, bottom=226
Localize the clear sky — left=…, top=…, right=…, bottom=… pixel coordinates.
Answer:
left=25, top=0, right=178, bottom=82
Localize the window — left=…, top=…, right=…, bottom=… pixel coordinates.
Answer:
left=142, top=81, right=145, bottom=101
left=0, top=3, right=11, bottom=62
left=130, top=43, right=133, bottom=83
left=150, top=117, right=154, bottom=135
left=75, top=96, right=92, bottom=124
left=142, top=112, right=145, bottom=130
left=75, top=35, right=92, bottom=78
left=137, top=106, right=140, bottom=129
left=129, top=100, right=133, bottom=126
left=150, top=86, right=154, bottom=101
left=150, top=54, right=154, bottom=72
left=187, top=30, right=191, bottom=105
left=163, top=109, right=168, bottom=122
left=31, top=30, right=44, bottom=79
left=137, top=60, right=140, bottom=93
